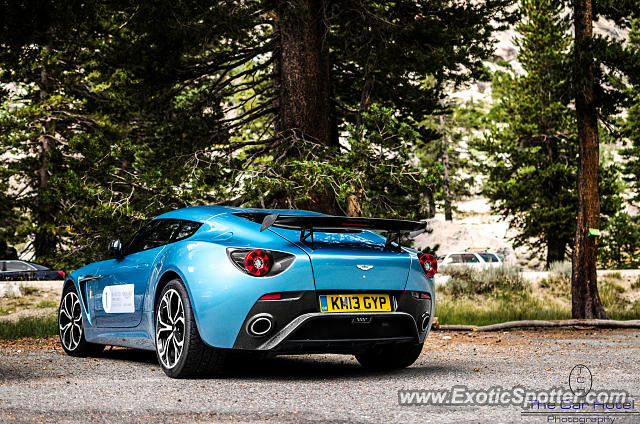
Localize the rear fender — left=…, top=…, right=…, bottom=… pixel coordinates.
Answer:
left=147, top=238, right=315, bottom=349
left=404, top=254, right=435, bottom=334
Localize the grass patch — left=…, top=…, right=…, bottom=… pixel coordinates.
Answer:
left=548, top=260, right=572, bottom=277
left=0, top=296, right=33, bottom=315
left=539, top=261, right=571, bottom=297
left=436, top=297, right=570, bottom=326
left=436, top=263, right=640, bottom=325
left=36, top=300, right=58, bottom=309
left=440, top=265, right=527, bottom=296
left=604, top=271, right=623, bottom=281
left=437, top=265, right=569, bottom=325
left=599, top=278, right=630, bottom=312
left=20, top=286, right=39, bottom=296
left=0, top=314, right=58, bottom=340
left=631, top=276, right=640, bottom=290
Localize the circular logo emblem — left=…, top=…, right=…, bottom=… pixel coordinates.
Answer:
left=569, top=364, right=592, bottom=397
left=102, top=286, right=111, bottom=313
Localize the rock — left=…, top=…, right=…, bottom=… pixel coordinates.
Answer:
left=0, top=283, right=22, bottom=298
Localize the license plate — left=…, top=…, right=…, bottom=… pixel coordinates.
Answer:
left=318, top=294, right=391, bottom=313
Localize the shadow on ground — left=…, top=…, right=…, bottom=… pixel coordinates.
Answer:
left=95, top=347, right=460, bottom=381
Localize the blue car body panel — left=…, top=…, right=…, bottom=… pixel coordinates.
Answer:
left=64, top=206, right=435, bottom=352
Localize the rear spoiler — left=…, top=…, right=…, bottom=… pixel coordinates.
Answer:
left=234, top=212, right=427, bottom=250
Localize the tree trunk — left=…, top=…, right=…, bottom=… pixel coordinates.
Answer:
left=440, top=116, right=453, bottom=221
left=34, top=59, right=57, bottom=260
left=571, top=0, right=608, bottom=319
left=274, top=0, right=337, bottom=213
left=423, top=189, right=436, bottom=219
left=546, top=234, right=566, bottom=267
left=346, top=194, right=361, bottom=217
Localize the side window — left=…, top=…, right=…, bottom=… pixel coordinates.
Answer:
left=175, top=221, right=201, bottom=241
left=450, top=254, right=462, bottom=264
left=5, top=261, right=35, bottom=271
left=141, top=220, right=183, bottom=251
left=123, top=220, right=164, bottom=256
left=461, top=254, right=479, bottom=263
left=123, top=219, right=202, bottom=256
left=479, top=253, right=500, bottom=263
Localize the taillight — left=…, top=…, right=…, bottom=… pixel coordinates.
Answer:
left=58, top=271, right=66, bottom=278
left=419, top=254, right=437, bottom=278
left=227, top=248, right=295, bottom=277
left=244, top=249, right=271, bottom=276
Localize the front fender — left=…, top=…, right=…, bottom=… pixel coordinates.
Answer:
left=66, top=261, right=105, bottom=328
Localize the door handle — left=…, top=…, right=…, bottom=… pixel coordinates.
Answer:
left=80, top=275, right=102, bottom=282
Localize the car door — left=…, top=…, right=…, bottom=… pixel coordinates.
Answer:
left=93, top=220, right=182, bottom=328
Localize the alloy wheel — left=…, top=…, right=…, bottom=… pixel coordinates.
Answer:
left=59, top=291, right=83, bottom=351
left=156, top=288, right=185, bottom=369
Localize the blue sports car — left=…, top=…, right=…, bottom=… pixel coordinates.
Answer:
left=58, top=207, right=437, bottom=378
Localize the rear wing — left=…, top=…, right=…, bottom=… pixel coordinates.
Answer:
left=234, top=212, right=427, bottom=250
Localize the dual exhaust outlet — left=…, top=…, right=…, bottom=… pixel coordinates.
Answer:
left=420, top=312, right=431, bottom=332
left=246, top=313, right=275, bottom=337
left=247, top=312, right=430, bottom=337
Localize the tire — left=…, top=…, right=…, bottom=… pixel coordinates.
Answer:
left=355, top=342, right=424, bottom=370
left=58, top=284, right=104, bottom=357
left=154, top=279, right=227, bottom=378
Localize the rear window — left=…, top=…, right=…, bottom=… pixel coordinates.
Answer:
left=479, top=253, right=500, bottom=263
left=233, top=212, right=388, bottom=250
left=309, top=231, right=386, bottom=250
left=255, top=225, right=388, bottom=251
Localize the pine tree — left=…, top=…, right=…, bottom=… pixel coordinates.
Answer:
left=0, top=1, right=115, bottom=265
left=476, top=0, right=621, bottom=267
left=570, top=0, right=640, bottom=319
left=622, top=17, right=640, bottom=202
left=0, top=0, right=514, bottom=267
left=420, top=99, right=481, bottom=220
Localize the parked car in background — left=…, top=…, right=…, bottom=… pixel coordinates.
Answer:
left=438, top=251, right=502, bottom=270
left=0, top=260, right=65, bottom=281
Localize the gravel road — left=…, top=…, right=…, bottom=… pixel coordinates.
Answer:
left=1, top=329, right=639, bottom=423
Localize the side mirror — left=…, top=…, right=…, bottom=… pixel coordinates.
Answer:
left=108, top=239, right=123, bottom=259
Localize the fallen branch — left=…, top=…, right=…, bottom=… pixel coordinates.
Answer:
left=435, top=319, right=640, bottom=332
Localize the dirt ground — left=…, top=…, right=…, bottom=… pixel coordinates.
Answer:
left=1, top=328, right=638, bottom=423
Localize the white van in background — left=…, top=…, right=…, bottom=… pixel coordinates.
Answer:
left=438, top=251, right=503, bottom=269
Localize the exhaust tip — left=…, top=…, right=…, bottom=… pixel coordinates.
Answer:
left=247, top=314, right=275, bottom=337
left=420, top=313, right=430, bottom=332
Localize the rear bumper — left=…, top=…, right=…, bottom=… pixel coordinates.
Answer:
left=232, top=290, right=433, bottom=353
